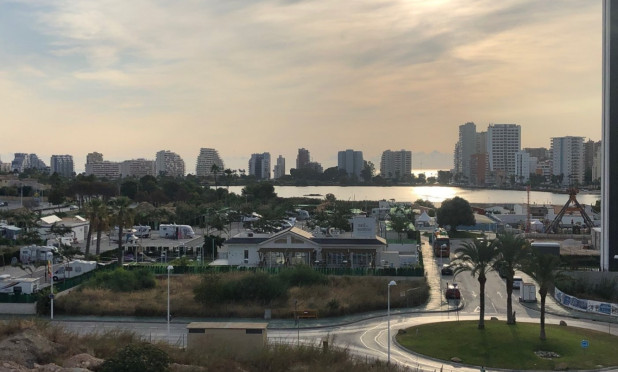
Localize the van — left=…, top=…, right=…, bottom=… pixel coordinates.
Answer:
left=513, top=276, right=523, bottom=289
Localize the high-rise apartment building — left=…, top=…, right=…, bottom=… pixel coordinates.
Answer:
left=120, top=159, right=156, bottom=178
left=11, top=153, right=47, bottom=173
left=453, top=122, right=477, bottom=180
left=514, top=151, right=530, bottom=184
left=273, top=155, right=285, bottom=179
left=50, top=155, right=74, bottom=178
left=380, top=150, right=412, bottom=179
left=551, top=136, right=585, bottom=186
left=338, top=149, right=364, bottom=178
left=85, top=161, right=121, bottom=179
left=487, top=124, right=521, bottom=177
left=296, top=148, right=310, bottom=169
left=155, top=150, right=185, bottom=177
left=523, top=147, right=550, bottom=162
left=249, top=153, right=271, bottom=180
left=196, top=148, right=224, bottom=177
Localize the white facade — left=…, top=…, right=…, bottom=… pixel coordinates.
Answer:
left=249, top=153, right=271, bottom=180
left=380, top=150, right=412, bottom=179
left=50, top=155, right=74, bottom=178
left=551, top=136, right=585, bottom=186
left=514, top=151, right=530, bottom=183
left=196, top=148, right=224, bottom=177
left=120, top=159, right=155, bottom=178
left=155, top=150, right=185, bottom=177
left=592, top=143, right=602, bottom=182
left=273, top=155, right=285, bottom=179
left=487, top=124, right=521, bottom=177
left=85, top=161, right=121, bottom=178
left=338, top=149, right=364, bottom=178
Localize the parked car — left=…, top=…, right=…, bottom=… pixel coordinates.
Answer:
left=0, top=201, right=8, bottom=206
left=441, top=264, right=454, bottom=276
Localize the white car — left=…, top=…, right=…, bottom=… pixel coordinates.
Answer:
left=513, top=276, right=523, bottom=289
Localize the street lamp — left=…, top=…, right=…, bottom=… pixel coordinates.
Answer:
left=387, top=280, right=397, bottom=365
left=167, top=265, right=174, bottom=343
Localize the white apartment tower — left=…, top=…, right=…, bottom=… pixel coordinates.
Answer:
left=249, top=153, right=271, bottom=180
left=551, top=136, right=585, bottom=186
left=273, top=155, right=285, bottom=179
left=514, top=151, right=530, bottom=184
left=487, top=124, right=521, bottom=177
left=50, top=155, right=74, bottom=178
left=196, top=148, right=224, bottom=177
left=338, top=149, right=364, bottom=178
left=120, top=159, right=156, bottom=178
left=380, top=150, right=412, bottom=179
left=454, top=122, right=477, bottom=180
left=155, top=150, right=185, bottom=177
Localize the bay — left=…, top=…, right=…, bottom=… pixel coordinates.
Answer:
left=226, top=185, right=601, bottom=206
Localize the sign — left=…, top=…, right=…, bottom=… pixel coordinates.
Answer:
left=581, top=340, right=589, bottom=349
left=49, top=294, right=55, bottom=299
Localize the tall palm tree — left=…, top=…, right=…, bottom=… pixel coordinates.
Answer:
left=109, top=197, right=134, bottom=264
left=494, top=232, right=530, bottom=324
left=211, top=164, right=220, bottom=188
left=451, top=238, right=499, bottom=329
left=522, top=252, right=564, bottom=340
left=95, top=202, right=109, bottom=256
left=84, top=198, right=104, bottom=257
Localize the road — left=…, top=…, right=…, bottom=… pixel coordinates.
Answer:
left=41, top=234, right=618, bottom=371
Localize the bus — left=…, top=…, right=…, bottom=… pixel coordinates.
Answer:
left=431, top=228, right=450, bottom=257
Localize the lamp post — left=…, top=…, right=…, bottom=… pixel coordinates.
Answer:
left=167, top=265, right=174, bottom=343
left=387, top=280, right=397, bottom=365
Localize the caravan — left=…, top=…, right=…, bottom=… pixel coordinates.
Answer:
left=0, top=275, right=40, bottom=294
left=20, top=245, right=57, bottom=264
left=53, top=260, right=97, bottom=281
left=159, top=224, right=195, bottom=239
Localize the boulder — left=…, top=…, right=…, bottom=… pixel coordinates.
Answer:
left=63, top=354, right=104, bottom=370
left=559, top=320, right=567, bottom=326
left=450, top=357, right=462, bottom=363
left=0, top=330, right=63, bottom=368
left=554, top=362, right=569, bottom=371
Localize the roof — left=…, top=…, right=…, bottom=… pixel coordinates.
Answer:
left=187, top=322, right=268, bottom=330
left=313, top=237, right=387, bottom=246
left=40, top=215, right=62, bottom=224
left=225, top=237, right=270, bottom=244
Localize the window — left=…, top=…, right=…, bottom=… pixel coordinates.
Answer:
left=244, top=250, right=249, bottom=260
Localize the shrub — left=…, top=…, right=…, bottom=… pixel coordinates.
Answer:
left=83, top=268, right=155, bottom=292
left=194, top=272, right=288, bottom=306
left=279, top=265, right=328, bottom=287
left=99, top=342, right=170, bottom=372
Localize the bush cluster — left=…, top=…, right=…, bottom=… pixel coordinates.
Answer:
left=279, top=265, right=328, bottom=287
left=83, top=268, right=156, bottom=292
left=194, top=272, right=287, bottom=305
left=99, top=342, right=170, bottom=372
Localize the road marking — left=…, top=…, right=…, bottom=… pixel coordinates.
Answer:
left=496, top=291, right=503, bottom=299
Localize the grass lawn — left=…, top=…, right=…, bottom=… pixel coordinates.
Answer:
left=396, top=319, right=618, bottom=370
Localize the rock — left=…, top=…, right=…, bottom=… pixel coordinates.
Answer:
left=63, top=354, right=103, bottom=370
left=490, top=317, right=498, bottom=321
left=170, top=363, right=208, bottom=372
left=397, top=329, right=407, bottom=335
left=450, top=357, right=462, bottom=363
left=559, top=320, right=567, bottom=326
left=0, top=360, right=30, bottom=372
left=554, top=362, right=568, bottom=371
left=0, top=329, right=63, bottom=368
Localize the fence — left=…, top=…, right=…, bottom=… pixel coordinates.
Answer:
left=126, top=264, right=425, bottom=277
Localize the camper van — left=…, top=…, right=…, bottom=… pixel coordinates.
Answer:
left=159, top=224, right=195, bottom=239
left=132, top=225, right=151, bottom=238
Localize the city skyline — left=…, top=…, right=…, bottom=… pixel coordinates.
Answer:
left=0, top=1, right=602, bottom=173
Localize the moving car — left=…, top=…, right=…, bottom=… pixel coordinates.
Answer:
left=513, top=276, right=523, bottom=289
left=441, top=264, right=454, bottom=276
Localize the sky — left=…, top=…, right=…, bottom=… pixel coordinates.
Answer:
left=0, top=0, right=603, bottom=174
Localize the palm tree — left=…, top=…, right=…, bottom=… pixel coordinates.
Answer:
left=211, top=163, right=221, bottom=188
left=84, top=198, right=104, bottom=257
left=494, top=232, right=530, bottom=324
left=109, top=197, right=134, bottom=264
left=522, top=252, right=564, bottom=340
left=95, top=202, right=109, bottom=256
left=451, top=238, right=499, bottom=329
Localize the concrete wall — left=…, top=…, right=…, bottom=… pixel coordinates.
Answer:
left=0, top=303, right=36, bottom=315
